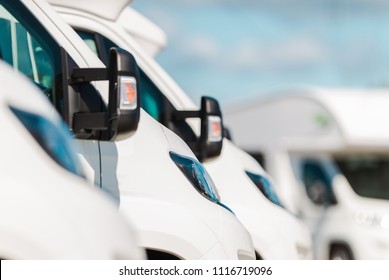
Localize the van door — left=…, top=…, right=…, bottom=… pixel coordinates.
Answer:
left=0, top=1, right=101, bottom=186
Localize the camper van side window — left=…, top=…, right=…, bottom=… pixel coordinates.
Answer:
left=302, top=160, right=336, bottom=205
left=0, top=2, right=62, bottom=113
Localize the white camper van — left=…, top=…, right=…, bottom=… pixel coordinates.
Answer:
left=226, top=87, right=389, bottom=259
left=0, top=60, right=144, bottom=259
left=47, top=0, right=313, bottom=259
left=0, top=0, right=255, bottom=259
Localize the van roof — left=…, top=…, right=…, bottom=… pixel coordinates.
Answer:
left=313, top=88, right=389, bottom=148
left=47, top=0, right=167, bottom=56
left=117, top=6, right=167, bottom=57
left=47, top=0, right=133, bottom=21
left=226, top=87, right=389, bottom=150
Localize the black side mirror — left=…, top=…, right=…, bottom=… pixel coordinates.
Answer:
left=106, top=48, right=140, bottom=141
left=307, top=180, right=327, bottom=205
left=66, top=47, right=140, bottom=141
left=173, top=96, right=223, bottom=161
left=199, top=96, right=223, bottom=160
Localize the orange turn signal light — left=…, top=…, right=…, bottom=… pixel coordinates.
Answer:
left=207, top=116, right=222, bottom=142
left=119, top=76, right=137, bottom=110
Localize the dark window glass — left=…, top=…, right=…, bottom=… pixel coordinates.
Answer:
left=77, top=31, right=98, bottom=56
left=0, top=18, right=12, bottom=63
left=302, top=160, right=336, bottom=205
left=139, top=69, right=165, bottom=121
left=0, top=2, right=62, bottom=113
left=335, top=155, right=389, bottom=200
left=137, top=69, right=197, bottom=145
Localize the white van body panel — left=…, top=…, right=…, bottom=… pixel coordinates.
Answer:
left=47, top=3, right=311, bottom=259
left=13, top=0, right=254, bottom=259
left=48, top=0, right=132, bottom=21
left=0, top=61, right=143, bottom=259
left=205, top=140, right=313, bottom=259
left=101, top=110, right=254, bottom=259
left=49, top=0, right=167, bottom=57
left=225, top=88, right=389, bottom=259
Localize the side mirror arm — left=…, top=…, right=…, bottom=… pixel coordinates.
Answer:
left=62, top=47, right=141, bottom=141
left=70, top=68, right=108, bottom=131
left=171, top=96, right=223, bottom=161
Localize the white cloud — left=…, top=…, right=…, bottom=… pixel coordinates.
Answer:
left=167, top=34, right=329, bottom=74
left=228, top=40, right=264, bottom=69
left=219, top=36, right=328, bottom=72
left=186, top=35, right=219, bottom=59
left=136, top=7, right=180, bottom=38
left=180, top=35, right=220, bottom=59
left=275, top=37, right=328, bottom=67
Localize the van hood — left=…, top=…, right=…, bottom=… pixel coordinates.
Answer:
left=204, top=139, right=312, bottom=259
left=100, top=111, right=224, bottom=257
left=159, top=124, right=198, bottom=159
left=0, top=173, right=143, bottom=259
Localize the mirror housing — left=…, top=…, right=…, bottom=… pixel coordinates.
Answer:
left=68, top=48, right=140, bottom=141
left=173, top=96, right=223, bottom=161
left=307, top=180, right=327, bottom=205
left=306, top=179, right=337, bottom=206
left=198, top=96, right=223, bottom=161
left=106, top=48, right=140, bottom=141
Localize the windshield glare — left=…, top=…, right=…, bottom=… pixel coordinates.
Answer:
left=334, top=154, right=389, bottom=200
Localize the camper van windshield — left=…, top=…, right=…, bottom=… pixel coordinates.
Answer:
left=335, top=154, right=389, bottom=200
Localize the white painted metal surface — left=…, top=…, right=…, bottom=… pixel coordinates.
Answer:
left=0, top=61, right=144, bottom=259
left=225, top=88, right=389, bottom=259
left=6, top=0, right=255, bottom=259
left=47, top=2, right=313, bottom=259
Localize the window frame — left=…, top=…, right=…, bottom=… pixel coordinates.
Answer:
left=0, top=0, right=63, bottom=112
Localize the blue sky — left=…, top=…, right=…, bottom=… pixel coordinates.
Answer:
left=132, top=0, right=389, bottom=107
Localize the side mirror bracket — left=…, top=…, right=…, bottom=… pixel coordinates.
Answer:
left=63, top=47, right=140, bottom=141
left=173, top=96, right=223, bottom=161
